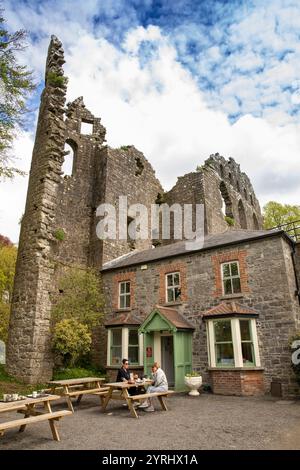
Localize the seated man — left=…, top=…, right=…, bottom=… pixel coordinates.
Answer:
left=116, top=358, right=139, bottom=403
left=140, top=362, right=168, bottom=412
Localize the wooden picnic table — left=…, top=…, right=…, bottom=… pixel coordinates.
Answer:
left=102, top=381, right=154, bottom=419
left=0, top=394, right=72, bottom=441
left=49, top=377, right=108, bottom=413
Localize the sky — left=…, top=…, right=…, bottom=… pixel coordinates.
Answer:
left=1, top=0, right=300, bottom=242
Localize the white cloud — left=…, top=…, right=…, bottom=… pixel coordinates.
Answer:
left=1, top=2, right=300, bottom=243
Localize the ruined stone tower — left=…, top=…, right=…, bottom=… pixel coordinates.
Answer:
left=7, top=36, right=263, bottom=383
left=6, top=36, right=162, bottom=382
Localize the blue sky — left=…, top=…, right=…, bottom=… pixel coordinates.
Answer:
left=1, top=0, right=300, bottom=241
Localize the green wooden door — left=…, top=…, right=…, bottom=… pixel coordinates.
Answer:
left=143, top=332, right=154, bottom=377
left=174, top=331, right=193, bottom=391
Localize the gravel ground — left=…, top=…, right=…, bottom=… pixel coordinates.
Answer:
left=1, top=393, right=300, bottom=450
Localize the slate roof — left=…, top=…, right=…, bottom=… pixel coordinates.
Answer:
left=201, top=301, right=258, bottom=319
left=154, top=305, right=195, bottom=330
left=104, top=312, right=142, bottom=327
left=101, top=229, right=290, bottom=272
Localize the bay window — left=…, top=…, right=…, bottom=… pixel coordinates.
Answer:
left=107, top=327, right=143, bottom=367
left=207, top=318, right=260, bottom=368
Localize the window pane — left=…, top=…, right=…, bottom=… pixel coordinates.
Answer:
left=167, top=288, right=174, bottom=302
left=214, top=320, right=232, bottom=342
left=167, top=274, right=173, bottom=286
left=125, top=282, right=130, bottom=293
left=222, top=263, right=230, bottom=278
left=232, top=277, right=241, bottom=293
left=129, top=329, right=138, bottom=346
left=173, top=273, right=180, bottom=286
left=240, top=320, right=251, bottom=341
left=241, top=342, right=254, bottom=364
left=111, top=346, right=122, bottom=365
left=111, top=329, right=122, bottom=346
left=125, top=294, right=131, bottom=308
left=223, top=278, right=232, bottom=295
left=128, top=346, right=139, bottom=364
left=174, top=287, right=181, bottom=300
left=120, top=295, right=125, bottom=309
left=230, top=262, right=239, bottom=276
left=216, top=343, right=234, bottom=366
left=120, top=282, right=126, bottom=294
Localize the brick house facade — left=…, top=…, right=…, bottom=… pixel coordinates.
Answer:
left=100, top=230, right=300, bottom=397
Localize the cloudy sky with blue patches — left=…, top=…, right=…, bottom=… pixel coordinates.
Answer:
left=1, top=0, right=300, bottom=241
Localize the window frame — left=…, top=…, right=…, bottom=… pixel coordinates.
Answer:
left=213, top=319, right=235, bottom=368
left=221, top=261, right=241, bottom=295
left=165, top=271, right=181, bottom=303
left=207, top=317, right=260, bottom=369
left=118, top=280, right=131, bottom=309
left=128, top=328, right=140, bottom=365
left=107, top=327, right=143, bottom=367
left=110, top=328, right=122, bottom=366
left=239, top=319, right=255, bottom=366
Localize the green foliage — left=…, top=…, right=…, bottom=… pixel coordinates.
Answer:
left=52, top=366, right=105, bottom=381
left=47, top=71, right=68, bottom=88
left=53, top=228, right=66, bottom=241
left=119, top=145, right=132, bottom=151
left=290, top=332, right=300, bottom=385
left=0, top=365, right=48, bottom=396
left=263, top=201, right=300, bottom=229
left=52, top=267, right=104, bottom=329
left=0, top=242, right=17, bottom=342
left=185, top=371, right=201, bottom=377
left=0, top=7, right=35, bottom=177
left=52, top=319, right=92, bottom=367
left=225, top=216, right=235, bottom=226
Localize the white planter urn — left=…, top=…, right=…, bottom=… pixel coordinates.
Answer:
left=184, top=375, right=202, bottom=396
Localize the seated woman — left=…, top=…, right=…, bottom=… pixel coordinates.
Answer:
left=139, top=362, right=168, bottom=412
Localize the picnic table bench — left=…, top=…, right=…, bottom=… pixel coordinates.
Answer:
left=102, top=381, right=174, bottom=418
left=0, top=395, right=72, bottom=441
left=49, top=377, right=109, bottom=413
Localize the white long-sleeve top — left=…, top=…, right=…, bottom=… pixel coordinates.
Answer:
left=153, top=367, right=168, bottom=389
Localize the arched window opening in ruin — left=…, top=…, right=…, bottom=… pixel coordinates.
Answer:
left=219, top=181, right=233, bottom=219
left=250, top=194, right=254, bottom=206
left=62, top=140, right=77, bottom=177
left=228, top=172, right=232, bottom=185
left=244, top=188, right=248, bottom=200
left=236, top=180, right=240, bottom=192
left=238, top=199, right=247, bottom=229
left=80, top=120, right=93, bottom=135
left=127, top=216, right=136, bottom=250
left=253, top=213, right=259, bottom=230
left=220, top=164, right=224, bottom=178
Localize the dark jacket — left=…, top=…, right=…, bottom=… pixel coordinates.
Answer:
left=116, top=367, right=130, bottom=382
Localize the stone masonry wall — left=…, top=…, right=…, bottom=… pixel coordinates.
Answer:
left=101, top=235, right=300, bottom=397
left=6, top=36, right=68, bottom=383
left=165, top=153, right=263, bottom=239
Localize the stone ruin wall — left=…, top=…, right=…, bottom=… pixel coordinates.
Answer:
left=163, top=153, right=263, bottom=243
left=6, top=35, right=264, bottom=383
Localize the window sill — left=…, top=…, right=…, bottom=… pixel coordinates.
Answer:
left=220, top=293, right=244, bottom=300
left=208, top=366, right=264, bottom=371
left=162, top=301, right=182, bottom=307
left=114, top=308, right=132, bottom=312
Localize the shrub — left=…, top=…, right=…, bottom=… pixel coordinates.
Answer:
left=225, top=216, right=235, bottom=226
left=52, top=319, right=92, bottom=367
left=185, top=371, right=201, bottom=377
left=47, top=72, right=68, bottom=88
left=53, top=228, right=66, bottom=241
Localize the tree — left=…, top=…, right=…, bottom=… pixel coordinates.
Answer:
left=0, top=241, right=17, bottom=342
left=52, top=267, right=104, bottom=330
left=52, top=319, right=92, bottom=367
left=0, top=5, right=35, bottom=178
left=263, top=201, right=300, bottom=229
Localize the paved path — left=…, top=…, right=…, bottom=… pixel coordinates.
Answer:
left=0, top=394, right=300, bottom=450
